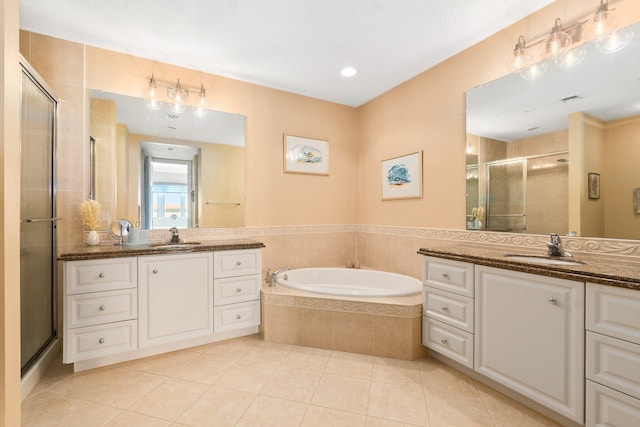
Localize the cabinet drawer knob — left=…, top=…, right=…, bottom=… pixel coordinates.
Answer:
left=236, top=314, right=242, bottom=320
left=99, top=338, right=105, bottom=344
left=441, top=273, right=449, bottom=279
left=441, top=338, right=448, bottom=345
left=99, top=305, right=106, bottom=311
left=441, top=306, right=449, bottom=311
left=98, top=273, right=105, bottom=278
left=236, top=261, right=242, bottom=266
left=153, top=269, right=158, bottom=274
left=236, top=288, right=242, bottom=293
left=548, top=298, right=558, bottom=305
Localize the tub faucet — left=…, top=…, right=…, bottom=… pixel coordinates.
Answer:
left=546, top=233, right=569, bottom=257
left=265, top=266, right=291, bottom=287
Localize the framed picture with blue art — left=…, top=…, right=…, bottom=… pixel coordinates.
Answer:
left=381, top=151, right=423, bottom=200
left=283, top=134, right=329, bottom=175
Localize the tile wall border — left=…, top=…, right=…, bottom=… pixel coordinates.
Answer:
left=262, top=293, right=422, bottom=318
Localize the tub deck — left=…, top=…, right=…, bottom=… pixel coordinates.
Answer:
left=261, top=284, right=426, bottom=360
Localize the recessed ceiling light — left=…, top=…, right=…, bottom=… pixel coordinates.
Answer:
left=340, top=67, right=357, bottom=77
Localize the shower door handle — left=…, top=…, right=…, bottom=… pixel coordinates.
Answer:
left=22, top=217, right=63, bottom=223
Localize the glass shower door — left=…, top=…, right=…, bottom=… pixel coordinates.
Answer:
left=20, top=63, right=57, bottom=375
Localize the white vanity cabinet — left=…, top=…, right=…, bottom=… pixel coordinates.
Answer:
left=213, top=249, right=262, bottom=333
left=474, top=266, right=584, bottom=423
left=422, top=256, right=475, bottom=368
left=138, top=252, right=214, bottom=348
left=63, top=257, right=138, bottom=363
left=586, top=283, right=640, bottom=426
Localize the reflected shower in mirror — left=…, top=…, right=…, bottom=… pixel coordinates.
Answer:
left=89, top=90, right=246, bottom=230
left=466, top=21, right=640, bottom=240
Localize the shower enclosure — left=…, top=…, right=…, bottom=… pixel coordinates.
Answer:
left=20, top=58, right=58, bottom=376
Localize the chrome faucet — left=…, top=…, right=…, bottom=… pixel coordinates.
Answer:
left=265, top=266, right=291, bottom=287
left=546, top=233, right=568, bottom=257
left=169, top=227, right=182, bottom=243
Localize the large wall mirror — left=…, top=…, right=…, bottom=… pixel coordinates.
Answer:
left=89, top=90, right=246, bottom=230
left=466, top=21, right=640, bottom=240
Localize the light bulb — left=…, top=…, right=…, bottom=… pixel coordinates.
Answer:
left=556, top=45, right=587, bottom=69
left=506, top=36, right=533, bottom=72
left=540, top=18, right=573, bottom=59
left=584, top=0, right=620, bottom=41
left=520, top=62, right=548, bottom=81
left=144, top=74, right=163, bottom=110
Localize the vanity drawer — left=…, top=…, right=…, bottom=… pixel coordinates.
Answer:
left=66, top=288, right=137, bottom=329
left=63, top=320, right=137, bottom=363
left=423, top=286, right=473, bottom=333
left=65, top=257, right=137, bottom=295
left=214, top=249, right=262, bottom=278
left=587, top=331, right=640, bottom=400
left=423, top=256, right=474, bottom=298
left=587, top=283, right=640, bottom=345
left=214, top=275, right=261, bottom=307
left=586, top=380, right=640, bottom=427
left=214, top=300, right=260, bottom=333
left=423, top=316, right=473, bottom=369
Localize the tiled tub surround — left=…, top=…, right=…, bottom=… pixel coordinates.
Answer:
left=262, top=284, right=426, bottom=360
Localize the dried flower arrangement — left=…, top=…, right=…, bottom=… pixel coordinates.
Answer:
left=79, top=199, right=101, bottom=230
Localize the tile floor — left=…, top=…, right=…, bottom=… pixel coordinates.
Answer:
left=22, top=334, right=561, bottom=426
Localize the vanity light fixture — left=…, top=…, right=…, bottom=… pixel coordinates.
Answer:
left=506, top=36, right=533, bottom=72
left=144, top=74, right=208, bottom=116
left=584, top=0, right=619, bottom=41
left=540, top=18, right=573, bottom=59
left=144, top=74, right=163, bottom=111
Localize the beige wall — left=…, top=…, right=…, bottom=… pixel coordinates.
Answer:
left=1, top=0, right=21, bottom=423
left=85, top=47, right=360, bottom=230
left=357, top=0, right=640, bottom=229
left=603, top=115, right=640, bottom=239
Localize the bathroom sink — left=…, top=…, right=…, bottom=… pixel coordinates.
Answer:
left=503, top=254, right=584, bottom=266
left=150, top=242, right=202, bottom=250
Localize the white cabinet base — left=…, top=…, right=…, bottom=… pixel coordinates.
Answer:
left=587, top=380, right=640, bottom=427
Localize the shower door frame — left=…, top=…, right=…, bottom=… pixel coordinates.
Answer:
left=19, top=56, right=58, bottom=377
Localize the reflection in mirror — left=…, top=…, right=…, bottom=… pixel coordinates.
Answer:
left=89, top=90, right=246, bottom=230
left=466, top=21, right=640, bottom=239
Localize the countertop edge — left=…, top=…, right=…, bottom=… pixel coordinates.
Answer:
left=418, top=248, right=640, bottom=291
left=58, top=240, right=266, bottom=261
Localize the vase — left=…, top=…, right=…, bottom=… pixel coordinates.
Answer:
left=86, top=230, right=100, bottom=246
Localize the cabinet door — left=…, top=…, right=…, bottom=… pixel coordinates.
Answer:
left=475, top=266, right=584, bottom=423
left=138, top=253, right=213, bottom=348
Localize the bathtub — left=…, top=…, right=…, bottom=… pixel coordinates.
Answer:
left=275, top=267, right=421, bottom=297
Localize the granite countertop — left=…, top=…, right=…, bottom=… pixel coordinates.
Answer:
left=58, top=239, right=265, bottom=261
left=418, top=240, right=640, bottom=291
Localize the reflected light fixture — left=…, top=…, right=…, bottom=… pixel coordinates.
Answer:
left=193, top=84, right=208, bottom=117
left=144, top=74, right=163, bottom=110
left=169, top=79, right=188, bottom=114
left=556, top=44, right=587, bottom=68
left=540, top=18, right=573, bottom=59
left=520, top=62, right=547, bottom=81
left=506, top=36, right=533, bottom=72
left=597, top=25, right=635, bottom=53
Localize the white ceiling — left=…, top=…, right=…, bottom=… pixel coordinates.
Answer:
left=19, top=0, right=556, bottom=107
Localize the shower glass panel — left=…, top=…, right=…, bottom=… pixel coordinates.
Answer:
left=486, top=160, right=526, bottom=233
left=20, top=62, right=57, bottom=376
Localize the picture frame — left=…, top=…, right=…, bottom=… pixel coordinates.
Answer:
left=634, top=188, right=640, bottom=214
left=588, top=172, right=600, bottom=200
left=381, top=151, right=423, bottom=200
left=283, top=134, right=329, bottom=175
